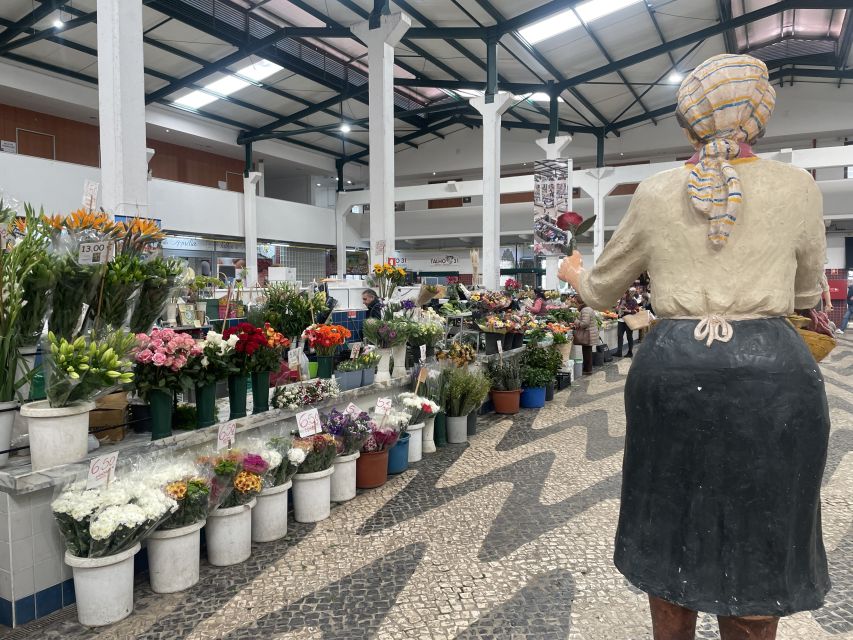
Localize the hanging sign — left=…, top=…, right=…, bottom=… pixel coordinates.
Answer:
left=296, top=408, right=322, bottom=437
left=86, top=451, right=119, bottom=489
left=217, top=421, right=237, bottom=450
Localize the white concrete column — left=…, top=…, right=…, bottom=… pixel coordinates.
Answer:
left=353, top=14, right=411, bottom=266
left=591, top=169, right=607, bottom=262
left=535, top=136, right=573, bottom=289
left=470, top=92, right=513, bottom=289
left=243, top=172, right=262, bottom=285
left=96, top=0, right=149, bottom=216
left=335, top=208, right=347, bottom=277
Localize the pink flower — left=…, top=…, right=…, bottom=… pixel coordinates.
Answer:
left=152, top=352, right=167, bottom=366
left=158, top=329, right=176, bottom=341
left=136, top=350, right=153, bottom=364
left=164, top=356, right=175, bottom=368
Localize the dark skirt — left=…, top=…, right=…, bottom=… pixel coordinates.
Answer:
left=615, top=318, right=830, bottom=617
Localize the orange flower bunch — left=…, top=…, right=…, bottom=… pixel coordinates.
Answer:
left=302, top=323, right=351, bottom=356
left=546, top=322, right=571, bottom=335
left=264, top=322, right=290, bottom=350
left=64, top=208, right=119, bottom=236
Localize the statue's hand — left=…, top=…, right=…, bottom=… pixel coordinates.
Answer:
left=558, top=251, right=584, bottom=291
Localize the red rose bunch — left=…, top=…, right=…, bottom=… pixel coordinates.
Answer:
left=223, top=322, right=268, bottom=372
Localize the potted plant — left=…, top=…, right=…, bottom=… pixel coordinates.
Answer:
left=442, top=368, right=490, bottom=443
left=132, top=328, right=199, bottom=439
left=397, top=392, right=439, bottom=463
left=24, top=331, right=134, bottom=470
left=407, top=315, right=445, bottom=360
left=543, top=345, right=564, bottom=401
left=359, top=351, right=378, bottom=386
left=487, top=357, right=522, bottom=415
left=205, top=450, right=266, bottom=566
left=302, top=323, right=351, bottom=379
left=383, top=407, right=413, bottom=474
left=520, top=346, right=552, bottom=409
left=323, top=409, right=373, bottom=502
left=362, top=318, right=405, bottom=382
left=356, top=424, right=399, bottom=489
left=222, top=322, right=267, bottom=419
left=334, top=359, right=362, bottom=391
left=249, top=323, right=289, bottom=413
left=252, top=437, right=306, bottom=542
left=186, top=330, right=238, bottom=428
left=291, top=433, right=338, bottom=522
left=52, top=478, right=176, bottom=626
left=547, top=321, right=574, bottom=370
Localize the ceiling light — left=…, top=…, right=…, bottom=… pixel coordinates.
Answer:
left=235, top=59, right=283, bottom=82
left=432, top=171, right=436, bottom=175
left=165, top=129, right=170, bottom=133
left=346, top=180, right=353, bottom=185
left=339, top=123, right=351, bottom=133
left=456, top=89, right=484, bottom=99
left=668, top=71, right=684, bottom=84
left=316, top=183, right=322, bottom=187
left=53, top=18, right=64, bottom=29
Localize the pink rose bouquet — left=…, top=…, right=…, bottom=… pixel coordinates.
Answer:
left=133, top=328, right=201, bottom=398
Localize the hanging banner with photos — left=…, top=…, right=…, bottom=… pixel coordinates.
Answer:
left=533, top=159, right=570, bottom=256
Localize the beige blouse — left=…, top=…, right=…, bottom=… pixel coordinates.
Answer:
left=578, top=158, right=826, bottom=318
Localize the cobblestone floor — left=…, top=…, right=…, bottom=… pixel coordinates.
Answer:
left=15, top=340, right=853, bottom=640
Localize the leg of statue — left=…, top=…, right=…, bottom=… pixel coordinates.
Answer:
left=649, top=595, right=698, bottom=640
left=718, top=615, right=779, bottom=640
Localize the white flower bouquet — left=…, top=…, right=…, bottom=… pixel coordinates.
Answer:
left=144, top=458, right=213, bottom=530
left=397, top=392, right=440, bottom=425
left=265, top=436, right=306, bottom=486
left=271, top=377, right=340, bottom=411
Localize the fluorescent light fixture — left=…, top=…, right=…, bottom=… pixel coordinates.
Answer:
left=519, top=0, right=642, bottom=44
left=174, top=90, right=218, bottom=110
left=515, top=92, right=565, bottom=103
left=172, top=59, right=281, bottom=109
left=346, top=180, right=353, bottom=185
left=53, top=18, right=64, bottom=28
left=668, top=71, right=684, bottom=84
left=339, top=123, right=351, bottom=133
left=235, top=59, right=283, bottom=82
left=316, top=183, right=322, bottom=187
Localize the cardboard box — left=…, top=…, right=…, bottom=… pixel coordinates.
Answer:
left=90, top=392, right=129, bottom=443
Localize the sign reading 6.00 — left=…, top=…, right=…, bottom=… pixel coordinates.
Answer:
left=78, top=241, right=114, bottom=265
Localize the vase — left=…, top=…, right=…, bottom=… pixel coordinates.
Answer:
left=292, top=466, right=334, bottom=523
left=64, top=543, right=140, bottom=627
left=334, top=369, right=360, bottom=391
left=434, top=411, right=447, bottom=447
left=375, top=348, right=392, bottom=382
left=251, top=371, right=271, bottom=414
left=147, top=520, right=205, bottom=594
left=251, top=481, right=292, bottom=543
left=316, top=355, right=334, bottom=379
left=23, top=400, right=95, bottom=471
left=387, top=433, right=410, bottom=474
left=206, top=499, right=255, bottom=566
left=467, top=411, right=478, bottom=436
left=227, top=374, right=247, bottom=419
left=520, top=386, right=546, bottom=408
left=361, top=367, right=375, bottom=386
left=391, top=344, right=407, bottom=378
left=446, top=416, right=468, bottom=444
left=195, top=301, right=208, bottom=319
left=491, top=390, right=521, bottom=415
left=165, top=302, right=178, bottom=325
left=484, top=332, right=502, bottom=355
left=422, top=416, right=436, bottom=454
left=0, top=401, right=17, bottom=468
left=356, top=449, right=389, bottom=489
left=148, top=388, right=173, bottom=440
left=407, top=423, right=425, bottom=463
left=195, top=383, right=217, bottom=428
left=331, top=452, right=360, bottom=502
left=545, top=382, right=555, bottom=401
left=557, top=343, right=573, bottom=370
left=512, top=333, right=524, bottom=349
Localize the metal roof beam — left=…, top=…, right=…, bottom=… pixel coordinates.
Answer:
left=0, top=10, right=96, bottom=55
left=0, top=0, right=71, bottom=47
left=716, top=0, right=738, bottom=54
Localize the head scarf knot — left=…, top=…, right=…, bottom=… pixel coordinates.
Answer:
left=676, top=54, right=776, bottom=247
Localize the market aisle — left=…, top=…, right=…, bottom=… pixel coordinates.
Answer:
left=18, top=344, right=853, bottom=640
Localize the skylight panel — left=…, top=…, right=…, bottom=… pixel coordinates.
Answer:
left=205, top=75, right=251, bottom=96
left=236, top=59, right=284, bottom=82
left=519, top=0, right=644, bottom=45
left=173, top=91, right=217, bottom=110
left=575, top=0, right=643, bottom=24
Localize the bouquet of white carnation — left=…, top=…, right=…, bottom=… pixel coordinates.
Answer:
left=265, top=436, right=306, bottom=486
left=397, top=392, right=439, bottom=425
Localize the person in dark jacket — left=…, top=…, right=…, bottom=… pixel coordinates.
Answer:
left=362, top=289, right=383, bottom=320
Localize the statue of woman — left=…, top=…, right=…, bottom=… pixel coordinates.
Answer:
left=559, top=54, right=830, bottom=640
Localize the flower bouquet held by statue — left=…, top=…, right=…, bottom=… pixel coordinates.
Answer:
left=555, top=211, right=596, bottom=256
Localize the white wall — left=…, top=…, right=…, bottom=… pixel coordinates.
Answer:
left=827, top=235, right=846, bottom=269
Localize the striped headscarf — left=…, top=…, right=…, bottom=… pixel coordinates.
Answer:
left=676, top=54, right=776, bottom=247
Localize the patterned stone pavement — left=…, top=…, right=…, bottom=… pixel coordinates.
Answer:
left=14, top=339, right=853, bottom=640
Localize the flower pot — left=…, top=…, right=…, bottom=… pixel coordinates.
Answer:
left=502, top=333, right=514, bottom=351
left=23, top=400, right=95, bottom=471
left=483, top=332, right=502, bottom=355
left=356, top=449, right=389, bottom=489
left=557, top=343, right=573, bottom=370
left=407, top=423, right=425, bottom=463
left=391, top=344, right=407, bottom=378
left=434, top=411, right=448, bottom=447
left=387, top=433, right=410, bottom=474
left=206, top=499, right=256, bottom=566
left=251, top=371, right=271, bottom=414
left=375, top=348, right=392, bottom=382
left=148, top=388, right=173, bottom=440
left=17, top=344, right=38, bottom=403
left=292, top=466, right=334, bottom=523
left=0, top=401, right=17, bottom=468
left=491, top=389, right=521, bottom=415
left=331, top=452, right=360, bottom=502
left=467, top=411, right=478, bottom=436
left=308, top=361, right=318, bottom=378
left=227, top=374, right=247, bottom=419
left=446, top=416, right=468, bottom=444
left=251, top=481, right=292, bottom=543
left=520, top=386, right=546, bottom=408
left=147, top=520, right=205, bottom=594
left=195, top=383, right=217, bottom=428
left=592, top=351, right=604, bottom=366
left=334, top=369, right=360, bottom=392
left=129, top=401, right=152, bottom=433
left=512, top=333, right=524, bottom=349
left=422, top=416, right=436, bottom=454
left=574, top=360, right=583, bottom=381
left=545, top=382, right=555, bottom=401
left=64, top=543, right=140, bottom=626
left=316, top=356, right=334, bottom=379
left=361, top=367, right=375, bottom=387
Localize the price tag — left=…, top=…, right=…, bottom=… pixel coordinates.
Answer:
left=86, top=451, right=119, bottom=489
left=497, top=340, right=503, bottom=354
left=350, top=342, right=362, bottom=359
left=375, top=397, right=392, bottom=415
left=296, top=408, right=321, bottom=437
left=288, top=347, right=302, bottom=369
left=417, top=368, right=428, bottom=384
left=217, top=421, right=237, bottom=451
left=78, top=241, right=113, bottom=265
left=344, top=402, right=362, bottom=416
left=419, top=344, right=427, bottom=362
left=82, top=179, right=100, bottom=210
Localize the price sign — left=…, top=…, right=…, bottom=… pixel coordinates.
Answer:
left=296, top=408, right=321, bottom=437
left=86, top=451, right=119, bottom=489
left=344, top=402, right=362, bottom=416
left=350, top=342, right=362, bottom=359
left=419, top=344, right=427, bottom=362
left=417, top=368, right=428, bottom=384
left=288, top=347, right=302, bottom=369
left=82, top=179, right=100, bottom=210
left=217, top=421, right=237, bottom=451
left=375, top=397, right=392, bottom=415
left=78, top=241, right=113, bottom=265
left=496, top=340, right=503, bottom=354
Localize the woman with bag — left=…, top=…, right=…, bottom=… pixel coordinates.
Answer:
left=559, top=54, right=829, bottom=640
left=573, top=298, right=598, bottom=375
left=616, top=288, right=640, bottom=357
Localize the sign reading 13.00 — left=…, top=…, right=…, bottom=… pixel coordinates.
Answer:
left=78, top=241, right=114, bottom=265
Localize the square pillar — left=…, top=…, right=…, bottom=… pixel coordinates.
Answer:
left=243, top=172, right=263, bottom=286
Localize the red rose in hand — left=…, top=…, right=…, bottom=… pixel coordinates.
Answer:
left=556, top=211, right=583, bottom=230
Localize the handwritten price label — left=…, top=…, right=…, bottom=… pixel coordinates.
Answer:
left=417, top=368, right=428, bottom=384
left=344, top=402, right=362, bottom=416
left=82, top=179, right=99, bottom=210
left=296, top=408, right=322, bottom=437
left=288, top=347, right=302, bottom=369
left=350, top=342, right=362, bottom=359
left=217, top=421, right=237, bottom=451
left=419, top=344, right=427, bottom=362
left=86, top=451, right=119, bottom=489
left=496, top=339, right=503, bottom=354
left=375, top=397, right=393, bottom=415
left=78, top=241, right=113, bottom=265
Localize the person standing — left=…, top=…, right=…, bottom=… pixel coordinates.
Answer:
left=616, top=288, right=640, bottom=357
left=362, top=289, right=383, bottom=320
left=837, top=280, right=853, bottom=334
left=573, top=297, right=598, bottom=375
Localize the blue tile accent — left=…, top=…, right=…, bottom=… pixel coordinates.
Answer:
left=0, top=597, right=12, bottom=627
left=134, top=547, right=149, bottom=574
left=14, top=595, right=35, bottom=626
left=35, top=585, right=62, bottom=618
left=61, top=579, right=74, bottom=607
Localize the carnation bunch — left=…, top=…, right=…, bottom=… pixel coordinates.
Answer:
left=271, top=378, right=340, bottom=411
left=361, top=426, right=399, bottom=453
left=302, top=323, right=351, bottom=356
left=216, top=450, right=269, bottom=508
left=293, top=433, right=338, bottom=473
left=197, top=451, right=241, bottom=510
left=321, top=409, right=373, bottom=456
left=377, top=407, right=412, bottom=434
left=397, top=392, right=439, bottom=425
left=546, top=322, right=572, bottom=345
left=133, top=328, right=200, bottom=397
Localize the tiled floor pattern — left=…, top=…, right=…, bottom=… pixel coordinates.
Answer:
left=13, top=340, right=853, bottom=640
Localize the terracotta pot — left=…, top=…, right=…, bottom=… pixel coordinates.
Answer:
left=356, top=449, right=389, bottom=489
left=491, top=389, right=521, bottom=415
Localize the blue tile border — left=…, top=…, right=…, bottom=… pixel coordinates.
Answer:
left=14, top=595, right=35, bottom=626
left=61, top=579, right=74, bottom=608
left=0, top=597, right=12, bottom=627
left=0, top=580, right=77, bottom=628
left=35, top=584, right=62, bottom=618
